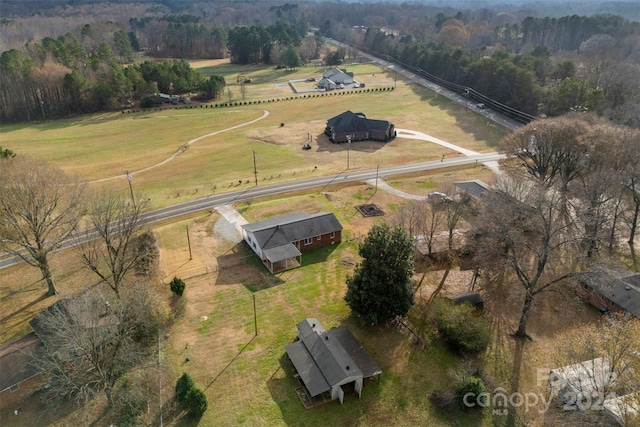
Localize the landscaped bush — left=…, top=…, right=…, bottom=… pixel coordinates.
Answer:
left=175, top=372, right=208, bottom=416
left=455, top=375, right=487, bottom=409
left=175, top=372, right=194, bottom=403
left=185, top=387, right=208, bottom=417
left=170, top=276, right=186, bottom=296
left=430, top=299, right=491, bottom=354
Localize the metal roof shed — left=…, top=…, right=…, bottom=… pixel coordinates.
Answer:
left=285, top=319, right=381, bottom=406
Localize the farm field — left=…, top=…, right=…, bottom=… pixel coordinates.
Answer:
left=0, top=60, right=605, bottom=427
left=0, top=61, right=507, bottom=210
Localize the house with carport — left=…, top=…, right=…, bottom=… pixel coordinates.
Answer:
left=241, top=212, right=342, bottom=273
left=285, top=318, right=381, bottom=407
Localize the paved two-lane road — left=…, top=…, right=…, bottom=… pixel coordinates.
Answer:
left=0, top=152, right=504, bottom=270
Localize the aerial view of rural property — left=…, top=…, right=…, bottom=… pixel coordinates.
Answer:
left=1, top=0, right=639, bottom=426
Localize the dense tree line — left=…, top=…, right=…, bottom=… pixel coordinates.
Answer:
left=1, top=2, right=638, bottom=124
left=0, top=36, right=224, bottom=122
left=333, top=21, right=638, bottom=125
left=228, top=22, right=302, bottom=65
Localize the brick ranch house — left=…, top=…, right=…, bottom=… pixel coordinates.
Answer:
left=0, top=333, right=43, bottom=410
left=325, top=110, right=396, bottom=143
left=575, top=270, right=640, bottom=317
left=241, top=212, right=342, bottom=273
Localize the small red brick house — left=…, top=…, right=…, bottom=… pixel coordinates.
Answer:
left=325, top=111, right=396, bottom=143
left=242, top=212, right=342, bottom=273
left=0, top=333, right=43, bottom=410
left=575, top=270, right=640, bottom=317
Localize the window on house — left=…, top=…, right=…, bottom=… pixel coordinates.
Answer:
left=10, top=384, right=19, bottom=392
left=330, top=232, right=335, bottom=238
left=317, top=235, right=321, bottom=241
left=305, top=237, right=313, bottom=245
left=583, top=283, right=589, bottom=290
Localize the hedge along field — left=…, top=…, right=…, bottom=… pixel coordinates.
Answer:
left=0, top=62, right=508, bottom=210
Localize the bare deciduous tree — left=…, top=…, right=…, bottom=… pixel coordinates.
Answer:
left=76, top=190, right=147, bottom=298
left=474, top=176, right=581, bottom=339
left=619, top=128, right=640, bottom=269
left=31, top=286, right=161, bottom=409
left=500, top=116, right=593, bottom=190
left=391, top=197, right=446, bottom=257
left=0, top=157, right=86, bottom=296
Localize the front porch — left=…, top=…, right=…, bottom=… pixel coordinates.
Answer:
left=263, top=244, right=302, bottom=273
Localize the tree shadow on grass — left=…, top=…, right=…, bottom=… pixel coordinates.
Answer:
left=0, top=292, right=50, bottom=324
left=204, top=334, right=257, bottom=392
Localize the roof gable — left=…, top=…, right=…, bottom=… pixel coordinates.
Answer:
left=285, top=319, right=381, bottom=397
left=243, top=212, right=342, bottom=250
left=0, top=333, right=42, bottom=392
left=327, top=111, right=390, bottom=134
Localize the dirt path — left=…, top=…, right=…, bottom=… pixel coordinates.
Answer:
left=90, top=109, right=270, bottom=184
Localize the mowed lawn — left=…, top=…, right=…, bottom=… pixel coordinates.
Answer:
left=154, top=189, right=487, bottom=427
left=0, top=61, right=510, bottom=426
left=0, top=61, right=507, bottom=210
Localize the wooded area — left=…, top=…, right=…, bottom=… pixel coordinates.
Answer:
left=0, top=1, right=638, bottom=125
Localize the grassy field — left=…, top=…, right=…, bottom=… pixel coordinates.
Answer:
left=1, top=61, right=508, bottom=210
left=0, top=60, right=533, bottom=426
left=151, top=188, right=493, bottom=427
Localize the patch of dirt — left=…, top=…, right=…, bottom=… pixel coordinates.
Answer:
left=246, top=121, right=323, bottom=146
left=357, top=203, right=385, bottom=217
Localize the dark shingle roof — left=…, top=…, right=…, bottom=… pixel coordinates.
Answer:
left=326, top=111, right=390, bottom=135
left=242, top=212, right=342, bottom=251
left=446, top=291, right=484, bottom=309
left=285, top=319, right=381, bottom=397
left=577, top=271, right=640, bottom=317
left=0, top=332, right=42, bottom=392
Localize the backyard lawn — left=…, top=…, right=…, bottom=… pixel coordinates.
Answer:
left=0, top=60, right=534, bottom=426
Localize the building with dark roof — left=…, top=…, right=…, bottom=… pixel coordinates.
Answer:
left=0, top=333, right=43, bottom=410
left=325, top=111, right=396, bottom=143
left=285, top=318, right=381, bottom=406
left=241, top=212, right=342, bottom=273
left=576, top=270, right=640, bottom=317
left=454, top=180, right=492, bottom=199
left=446, top=291, right=484, bottom=312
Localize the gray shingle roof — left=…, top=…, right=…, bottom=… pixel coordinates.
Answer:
left=577, top=271, right=640, bottom=317
left=454, top=180, right=492, bottom=199
left=0, top=332, right=42, bottom=392
left=285, top=319, right=381, bottom=397
left=242, top=212, right=342, bottom=251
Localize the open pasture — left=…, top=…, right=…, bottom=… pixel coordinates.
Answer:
left=0, top=61, right=518, bottom=426
left=1, top=62, right=507, bottom=210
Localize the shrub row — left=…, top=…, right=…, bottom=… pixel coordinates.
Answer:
left=122, top=87, right=395, bottom=114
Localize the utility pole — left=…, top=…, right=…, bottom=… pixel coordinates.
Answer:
left=253, top=151, right=258, bottom=186
left=125, top=170, right=136, bottom=209
left=346, top=135, right=351, bottom=169
left=186, top=225, right=192, bottom=260
left=253, top=294, right=258, bottom=336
